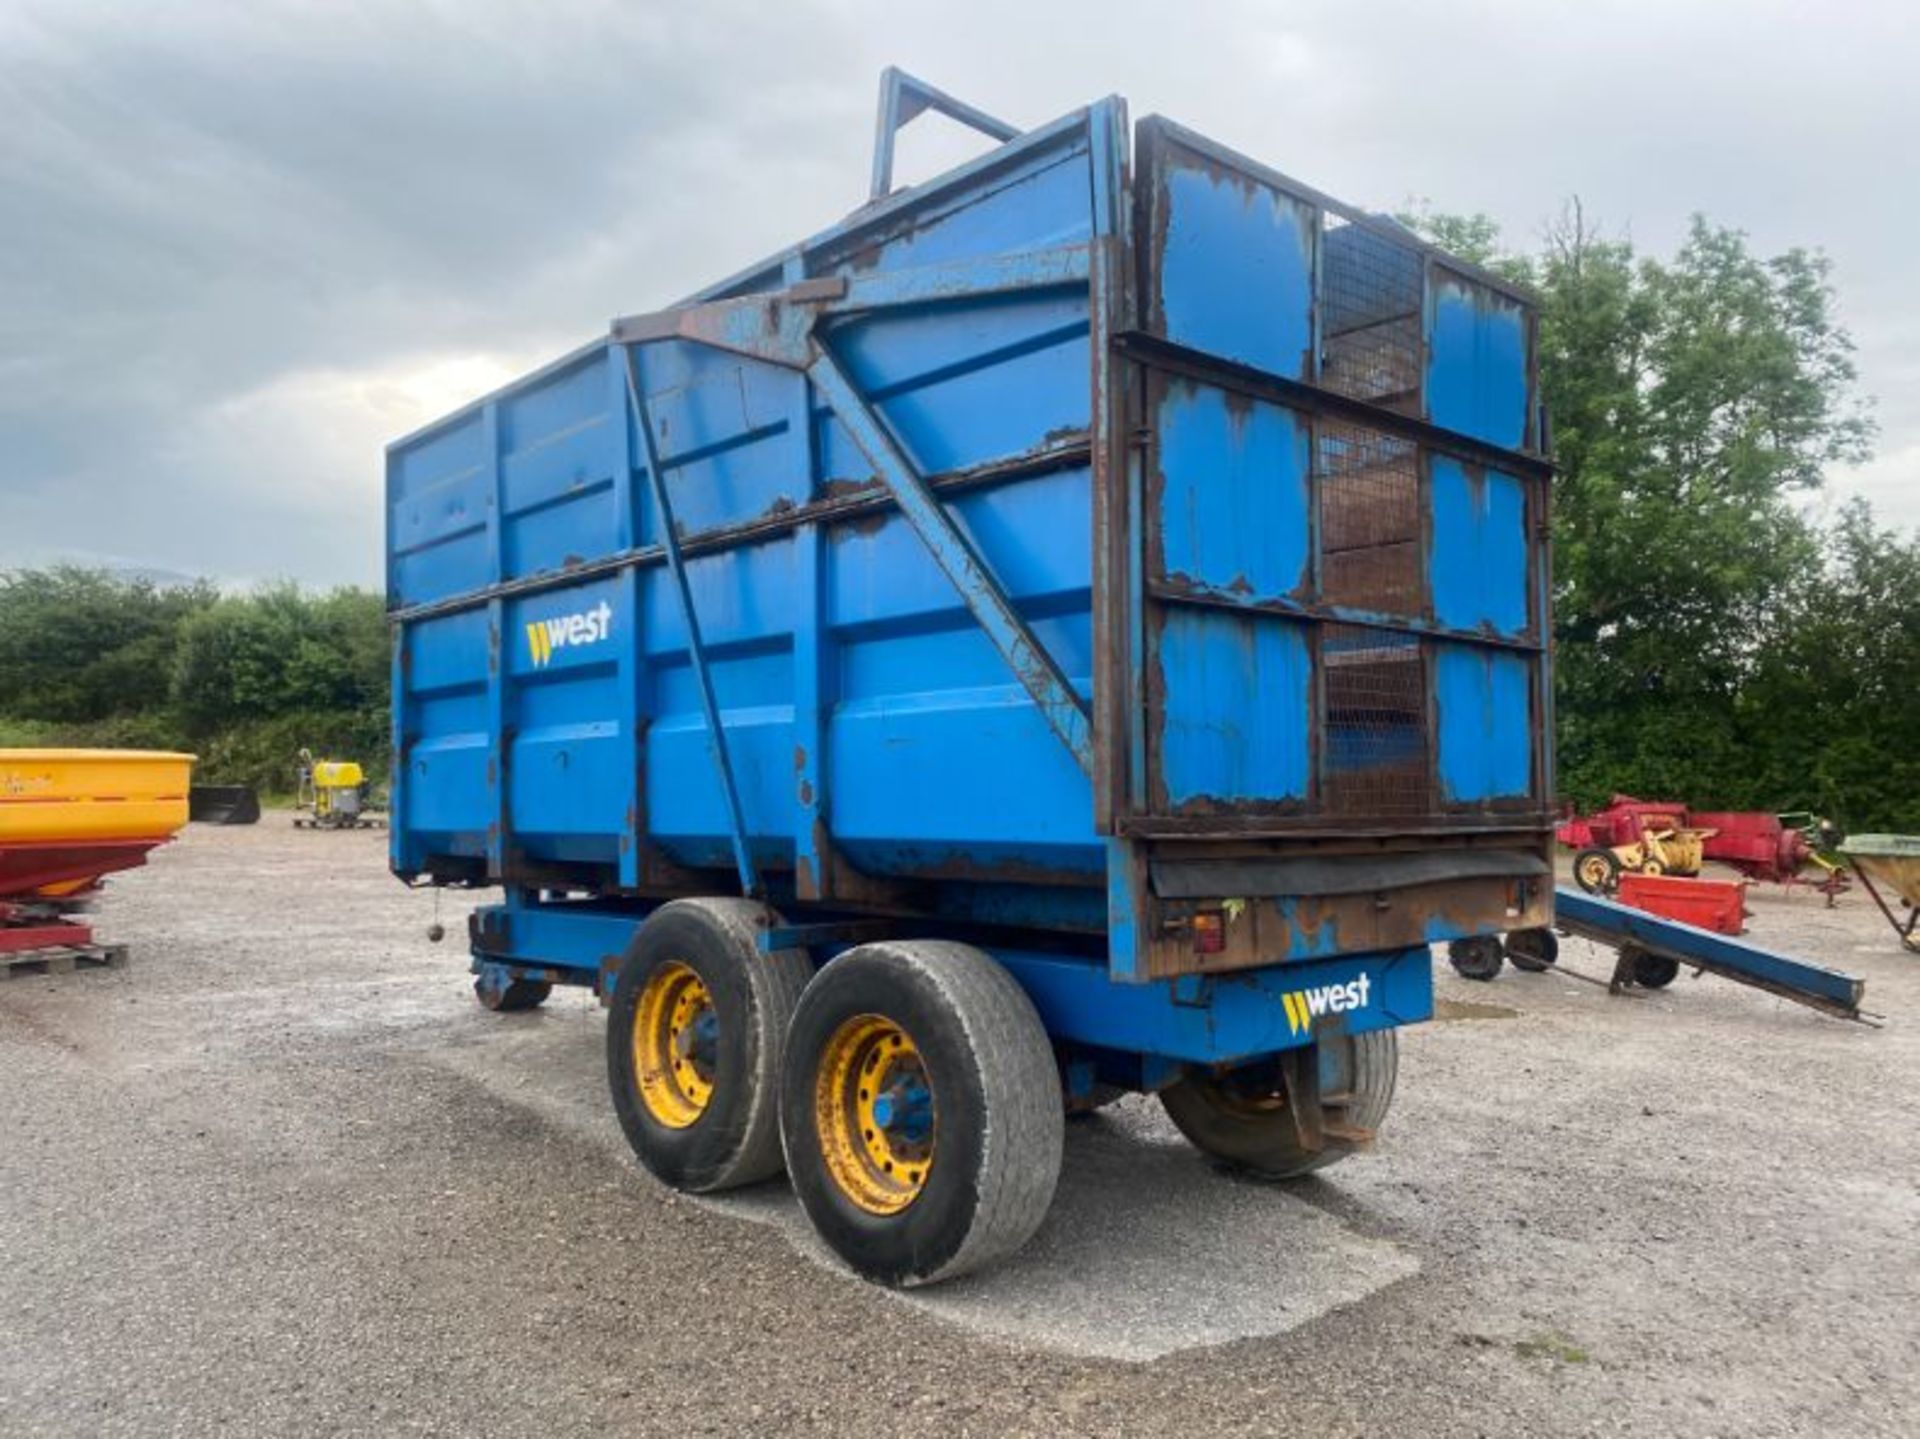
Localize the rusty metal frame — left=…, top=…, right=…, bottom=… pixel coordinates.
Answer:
left=869, top=66, right=1021, bottom=202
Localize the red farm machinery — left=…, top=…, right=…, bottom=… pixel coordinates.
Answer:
left=1559, top=796, right=1847, bottom=902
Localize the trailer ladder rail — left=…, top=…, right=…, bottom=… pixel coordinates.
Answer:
left=1553, top=886, right=1873, bottom=1024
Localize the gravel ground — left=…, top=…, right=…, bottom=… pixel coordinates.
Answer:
left=2, top=822, right=1916, bottom=1436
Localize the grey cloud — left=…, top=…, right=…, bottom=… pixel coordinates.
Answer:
left=2, top=0, right=1913, bottom=587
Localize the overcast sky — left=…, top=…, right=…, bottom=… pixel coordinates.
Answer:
left=3, top=0, right=1914, bottom=589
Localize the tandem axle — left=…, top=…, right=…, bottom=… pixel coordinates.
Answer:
left=463, top=890, right=1429, bottom=1285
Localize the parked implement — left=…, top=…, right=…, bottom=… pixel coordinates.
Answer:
left=1841, top=835, right=1920, bottom=953
left=0, top=749, right=194, bottom=971
left=1696, top=809, right=1848, bottom=897
left=294, top=749, right=384, bottom=830
left=1561, top=796, right=1710, bottom=892
left=1615, top=870, right=1747, bottom=935
left=189, top=785, right=261, bottom=826
left=388, top=71, right=1554, bottom=1284
left=1561, top=795, right=1846, bottom=899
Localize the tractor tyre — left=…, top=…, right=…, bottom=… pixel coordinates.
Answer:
left=1448, top=935, right=1506, bottom=982
left=473, top=965, right=551, bottom=1012
left=1505, top=928, right=1560, bottom=973
left=1625, top=946, right=1681, bottom=990
left=1574, top=847, right=1621, bottom=894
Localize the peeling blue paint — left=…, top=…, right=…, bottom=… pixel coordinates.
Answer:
left=1156, top=381, right=1311, bottom=599
left=1158, top=164, right=1315, bottom=379
left=1158, top=608, right=1311, bottom=807
left=1426, top=273, right=1529, bottom=449
left=1430, top=456, right=1529, bottom=636
left=1434, top=643, right=1532, bottom=802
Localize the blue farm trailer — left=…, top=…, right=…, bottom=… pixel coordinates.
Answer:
left=387, top=71, right=1553, bottom=1285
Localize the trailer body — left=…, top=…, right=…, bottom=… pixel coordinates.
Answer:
left=388, top=91, right=1552, bottom=1076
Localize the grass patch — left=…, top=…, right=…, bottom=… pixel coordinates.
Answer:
left=1514, top=1331, right=1591, bottom=1364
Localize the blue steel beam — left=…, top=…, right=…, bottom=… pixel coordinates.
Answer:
left=472, top=895, right=1432, bottom=1066
left=619, top=346, right=764, bottom=900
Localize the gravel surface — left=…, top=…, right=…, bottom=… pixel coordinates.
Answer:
left=3, top=822, right=1916, bottom=1436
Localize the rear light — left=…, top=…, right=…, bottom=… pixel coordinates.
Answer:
left=1192, top=910, right=1226, bottom=955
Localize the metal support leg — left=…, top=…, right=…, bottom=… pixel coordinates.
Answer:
left=620, top=346, right=763, bottom=900
left=1280, top=1044, right=1325, bottom=1153
left=1855, top=867, right=1920, bottom=953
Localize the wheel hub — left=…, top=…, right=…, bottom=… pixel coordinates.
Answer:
left=634, top=962, right=716, bottom=1129
left=815, top=1015, right=936, bottom=1215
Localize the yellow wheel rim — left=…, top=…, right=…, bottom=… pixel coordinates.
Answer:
left=634, top=961, right=716, bottom=1129
left=815, top=1015, right=936, bottom=1216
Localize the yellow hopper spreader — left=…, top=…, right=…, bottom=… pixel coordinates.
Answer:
left=1, top=749, right=195, bottom=928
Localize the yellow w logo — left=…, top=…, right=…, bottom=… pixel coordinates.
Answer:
left=1282, top=991, right=1312, bottom=1037
left=526, top=621, right=552, bottom=667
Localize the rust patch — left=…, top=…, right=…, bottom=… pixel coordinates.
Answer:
left=907, top=851, right=1104, bottom=889
left=793, top=744, right=808, bottom=774
left=797, top=779, right=813, bottom=806
left=1141, top=872, right=1550, bottom=981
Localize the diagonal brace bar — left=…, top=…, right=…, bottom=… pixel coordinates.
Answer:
left=620, top=346, right=763, bottom=899
left=806, top=347, right=1094, bottom=777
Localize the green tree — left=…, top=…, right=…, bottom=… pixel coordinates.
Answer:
left=1737, top=501, right=1920, bottom=829
left=170, top=584, right=387, bottom=736
left=0, top=567, right=215, bottom=724
left=1404, top=203, right=1887, bottom=819
left=0, top=568, right=391, bottom=793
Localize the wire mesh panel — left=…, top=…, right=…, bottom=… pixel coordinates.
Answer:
left=1317, top=421, right=1422, bottom=616
left=1320, top=216, right=1424, bottom=414
left=1321, top=625, right=1429, bottom=817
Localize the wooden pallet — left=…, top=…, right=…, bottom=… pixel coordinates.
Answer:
left=0, top=943, right=129, bottom=979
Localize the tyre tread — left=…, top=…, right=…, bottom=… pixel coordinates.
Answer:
left=609, top=897, right=812, bottom=1192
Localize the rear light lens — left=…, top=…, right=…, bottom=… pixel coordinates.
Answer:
left=1192, top=910, right=1226, bottom=955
